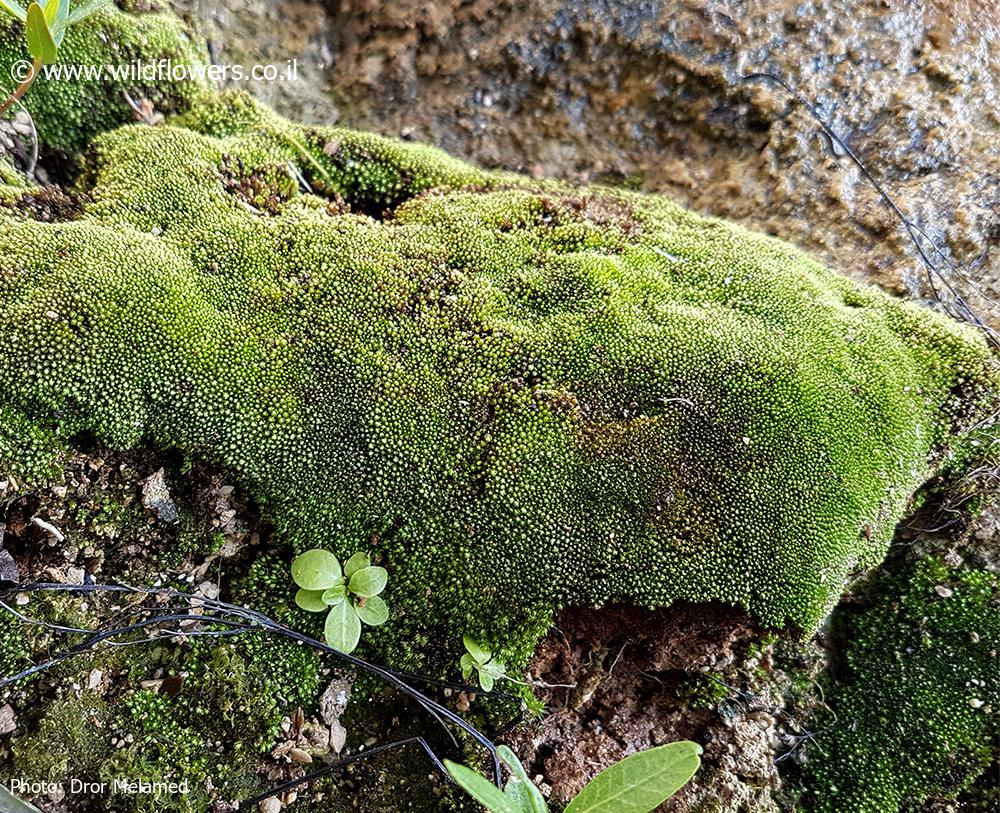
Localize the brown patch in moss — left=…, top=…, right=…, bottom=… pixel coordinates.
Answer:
left=2, top=187, right=87, bottom=223
left=507, top=602, right=780, bottom=811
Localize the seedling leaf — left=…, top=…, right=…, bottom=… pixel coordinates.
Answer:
left=0, top=1, right=28, bottom=23
left=294, top=588, right=328, bottom=613
left=66, top=0, right=113, bottom=25
left=26, top=2, right=58, bottom=64
left=322, top=584, right=348, bottom=606
left=463, top=634, right=492, bottom=665
left=348, top=565, right=387, bottom=597
left=290, top=549, right=342, bottom=591
left=444, top=761, right=521, bottom=813
left=324, top=599, right=361, bottom=654
left=343, top=551, right=370, bottom=578
left=499, top=746, right=548, bottom=813
left=563, top=741, right=702, bottom=813
left=355, top=594, right=388, bottom=626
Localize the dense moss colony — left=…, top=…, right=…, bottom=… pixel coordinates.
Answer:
left=804, top=557, right=1000, bottom=811
left=0, top=10, right=997, bottom=661
left=0, top=4, right=208, bottom=154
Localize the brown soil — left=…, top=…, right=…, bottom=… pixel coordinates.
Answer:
left=507, top=602, right=787, bottom=812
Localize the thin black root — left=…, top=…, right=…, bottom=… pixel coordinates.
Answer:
left=742, top=72, right=1000, bottom=352
left=0, top=581, right=525, bottom=803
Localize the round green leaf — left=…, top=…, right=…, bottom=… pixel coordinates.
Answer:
left=294, top=588, right=327, bottom=613
left=563, top=741, right=702, bottom=813
left=482, top=659, right=506, bottom=679
left=343, top=551, right=370, bottom=578
left=477, top=667, right=495, bottom=693
left=348, top=565, right=387, bottom=597
left=460, top=653, right=475, bottom=680
left=463, top=634, right=492, bottom=665
left=322, top=584, right=348, bottom=606
left=355, top=594, right=388, bottom=626
left=291, top=549, right=342, bottom=590
left=324, top=601, right=361, bottom=654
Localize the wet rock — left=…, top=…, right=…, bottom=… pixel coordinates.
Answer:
left=197, top=0, right=1000, bottom=329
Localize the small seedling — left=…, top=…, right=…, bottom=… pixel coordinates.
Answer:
left=0, top=0, right=115, bottom=116
left=460, top=634, right=506, bottom=692
left=291, top=549, right=389, bottom=654
left=445, top=741, right=702, bottom=813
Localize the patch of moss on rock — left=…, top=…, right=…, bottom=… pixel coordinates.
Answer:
left=0, top=4, right=209, bottom=156
left=0, top=83, right=996, bottom=668
left=801, top=557, right=999, bottom=812
left=8, top=621, right=322, bottom=811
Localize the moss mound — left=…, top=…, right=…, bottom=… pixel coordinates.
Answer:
left=0, top=90, right=994, bottom=661
left=802, top=557, right=999, bottom=811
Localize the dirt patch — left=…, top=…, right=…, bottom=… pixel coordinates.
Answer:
left=507, top=602, right=784, bottom=811
left=1, top=186, right=86, bottom=222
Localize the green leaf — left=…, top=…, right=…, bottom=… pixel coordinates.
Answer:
left=444, top=761, right=521, bottom=813
left=463, top=634, right=492, bottom=665
left=42, top=0, right=57, bottom=26
left=343, top=551, right=370, bottom=578
left=322, top=584, right=348, bottom=606
left=460, top=652, right=475, bottom=680
left=499, top=746, right=548, bottom=813
left=324, top=601, right=361, bottom=654
left=290, top=549, right=342, bottom=590
left=481, top=659, right=506, bottom=679
left=25, top=2, right=58, bottom=64
left=0, top=1, right=28, bottom=23
left=355, top=594, right=388, bottom=626
left=563, top=741, right=702, bottom=813
left=0, top=786, right=43, bottom=813
left=348, top=565, right=387, bottom=597
left=294, top=588, right=328, bottom=613
left=66, top=0, right=113, bottom=25
left=478, top=668, right=495, bottom=693
left=51, top=0, right=68, bottom=44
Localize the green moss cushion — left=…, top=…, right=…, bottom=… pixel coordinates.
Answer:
left=0, top=91, right=995, bottom=656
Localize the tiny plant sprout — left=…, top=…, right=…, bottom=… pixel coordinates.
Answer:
left=290, top=549, right=389, bottom=654
left=460, top=634, right=506, bottom=692
left=0, top=0, right=116, bottom=116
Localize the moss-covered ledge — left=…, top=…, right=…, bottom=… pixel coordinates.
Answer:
left=0, top=84, right=996, bottom=668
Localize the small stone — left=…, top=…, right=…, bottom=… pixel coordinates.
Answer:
left=329, top=719, right=347, bottom=755
left=288, top=747, right=312, bottom=765
left=141, top=468, right=179, bottom=523
left=934, top=585, right=953, bottom=598
left=87, top=669, right=103, bottom=690
left=197, top=581, right=220, bottom=600
left=969, top=698, right=984, bottom=709
left=258, top=798, right=281, bottom=813
left=66, top=566, right=86, bottom=585
left=0, top=703, right=16, bottom=735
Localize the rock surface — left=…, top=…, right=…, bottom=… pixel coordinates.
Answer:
left=179, top=0, right=1000, bottom=329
